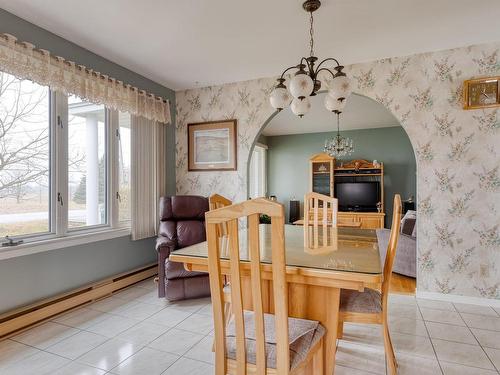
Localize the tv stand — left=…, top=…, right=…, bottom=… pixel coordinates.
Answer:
left=342, top=205, right=378, bottom=213
left=338, top=211, right=385, bottom=229
left=309, top=156, right=386, bottom=229
left=334, top=159, right=385, bottom=228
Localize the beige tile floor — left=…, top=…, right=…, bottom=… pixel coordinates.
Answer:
left=1, top=279, right=499, bottom=374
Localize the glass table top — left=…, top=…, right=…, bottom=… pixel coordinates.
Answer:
left=172, top=224, right=382, bottom=275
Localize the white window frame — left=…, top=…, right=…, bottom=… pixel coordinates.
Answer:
left=114, top=112, right=133, bottom=228
left=0, top=89, right=131, bottom=260
left=66, top=104, right=110, bottom=234
left=249, top=143, right=267, bottom=199
left=109, top=109, right=132, bottom=229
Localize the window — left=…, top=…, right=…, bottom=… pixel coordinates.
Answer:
left=0, top=72, right=51, bottom=238
left=117, top=112, right=131, bottom=223
left=0, top=71, right=131, bottom=247
left=68, top=96, right=107, bottom=229
left=249, top=144, right=267, bottom=199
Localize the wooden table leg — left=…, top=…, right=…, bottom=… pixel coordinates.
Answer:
left=288, top=284, right=340, bottom=375
left=324, top=287, right=340, bottom=374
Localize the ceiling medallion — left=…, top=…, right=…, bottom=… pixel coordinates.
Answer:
left=269, top=0, right=353, bottom=117
left=324, top=109, right=354, bottom=158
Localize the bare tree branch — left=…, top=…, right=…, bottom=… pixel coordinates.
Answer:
left=0, top=72, right=50, bottom=200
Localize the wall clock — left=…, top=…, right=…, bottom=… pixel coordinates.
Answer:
left=463, top=76, right=500, bottom=109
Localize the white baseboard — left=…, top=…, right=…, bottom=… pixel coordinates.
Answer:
left=416, top=290, right=500, bottom=308
left=0, top=264, right=157, bottom=339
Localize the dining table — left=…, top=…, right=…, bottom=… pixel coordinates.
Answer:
left=169, top=224, right=383, bottom=374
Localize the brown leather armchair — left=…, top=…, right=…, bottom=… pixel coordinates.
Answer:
left=156, top=195, right=211, bottom=301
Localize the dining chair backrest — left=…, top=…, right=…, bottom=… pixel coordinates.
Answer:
left=381, top=194, right=402, bottom=307
left=209, top=193, right=233, bottom=210
left=303, top=192, right=338, bottom=247
left=205, top=198, right=289, bottom=375
left=209, top=194, right=233, bottom=237
left=304, top=192, right=338, bottom=229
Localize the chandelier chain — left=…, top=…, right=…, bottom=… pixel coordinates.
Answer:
left=309, top=11, right=314, bottom=57
left=269, top=1, right=352, bottom=119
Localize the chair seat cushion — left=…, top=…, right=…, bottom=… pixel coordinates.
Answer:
left=340, top=288, right=382, bottom=314
left=225, top=310, right=325, bottom=370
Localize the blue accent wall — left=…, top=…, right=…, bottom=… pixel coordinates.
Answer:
left=266, top=126, right=416, bottom=226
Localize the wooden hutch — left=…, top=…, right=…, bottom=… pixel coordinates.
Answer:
left=309, top=153, right=385, bottom=229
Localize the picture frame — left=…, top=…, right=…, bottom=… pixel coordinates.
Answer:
left=188, top=119, right=237, bottom=171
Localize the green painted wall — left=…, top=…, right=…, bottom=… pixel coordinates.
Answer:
left=257, top=134, right=268, bottom=145
left=0, top=9, right=175, bottom=313
left=266, top=126, right=416, bottom=226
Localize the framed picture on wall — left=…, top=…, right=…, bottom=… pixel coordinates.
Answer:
left=188, top=119, right=237, bottom=171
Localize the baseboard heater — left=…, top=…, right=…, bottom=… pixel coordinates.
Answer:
left=0, top=263, right=157, bottom=339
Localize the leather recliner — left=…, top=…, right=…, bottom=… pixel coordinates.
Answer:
left=156, top=195, right=211, bottom=301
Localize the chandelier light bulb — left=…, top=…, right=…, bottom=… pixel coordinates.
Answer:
left=270, top=86, right=292, bottom=111
left=291, top=97, right=311, bottom=117
left=324, top=95, right=347, bottom=113
left=289, top=73, right=314, bottom=100
left=329, top=75, right=352, bottom=100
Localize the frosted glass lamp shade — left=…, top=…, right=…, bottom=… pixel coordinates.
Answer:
left=291, top=97, right=311, bottom=117
left=270, top=86, right=292, bottom=111
left=329, top=75, right=352, bottom=99
left=324, top=95, right=347, bottom=112
left=289, top=73, right=314, bottom=99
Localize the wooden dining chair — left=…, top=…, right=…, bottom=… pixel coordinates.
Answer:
left=209, top=193, right=233, bottom=237
left=303, top=192, right=338, bottom=228
left=209, top=193, right=233, bottom=348
left=209, top=193, right=233, bottom=210
left=206, top=198, right=325, bottom=375
left=336, top=194, right=402, bottom=375
left=303, top=192, right=338, bottom=247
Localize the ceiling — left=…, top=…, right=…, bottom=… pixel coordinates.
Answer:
left=1, top=0, right=500, bottom=90
left=262, top=93, right=400, bottom=136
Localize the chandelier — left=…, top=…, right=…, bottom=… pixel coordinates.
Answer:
left=269, top=0, right=352, bottom=117
left=324, top=110, right=354, bottom=157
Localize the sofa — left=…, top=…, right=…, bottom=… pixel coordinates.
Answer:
left=377, top=210, right=416, bottom=278
left=156, top=195, right=211, bottom=301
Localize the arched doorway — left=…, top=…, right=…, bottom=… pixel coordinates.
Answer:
left=247, top=92, right=418, bottom=293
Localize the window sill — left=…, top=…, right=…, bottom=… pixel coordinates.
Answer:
left=0, top=228, right=131, bottom=261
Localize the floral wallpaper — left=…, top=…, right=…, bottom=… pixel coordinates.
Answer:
left=176, top=42, right=500, bottom=300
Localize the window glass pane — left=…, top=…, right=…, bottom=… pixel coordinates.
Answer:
left=118, top=112, right=131, bottom=223
left=68, top=95, right=107, bottom=228
left=0, top=72, right=50, bottom=238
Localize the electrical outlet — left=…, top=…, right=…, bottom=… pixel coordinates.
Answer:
left=480, top=264, right=489, bottom=278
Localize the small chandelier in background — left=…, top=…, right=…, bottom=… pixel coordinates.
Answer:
left=324, top=108, right=354, bottom=158
left=269, top=0, right=352, bottom=117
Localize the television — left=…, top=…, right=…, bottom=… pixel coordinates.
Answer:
left=335, top=182, right=380, bottom=211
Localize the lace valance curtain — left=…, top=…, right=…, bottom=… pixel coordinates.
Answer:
left=0, top=33, right=171, bottom=124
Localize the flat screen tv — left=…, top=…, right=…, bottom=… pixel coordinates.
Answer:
left=335, top=182, right=380, bottom=211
